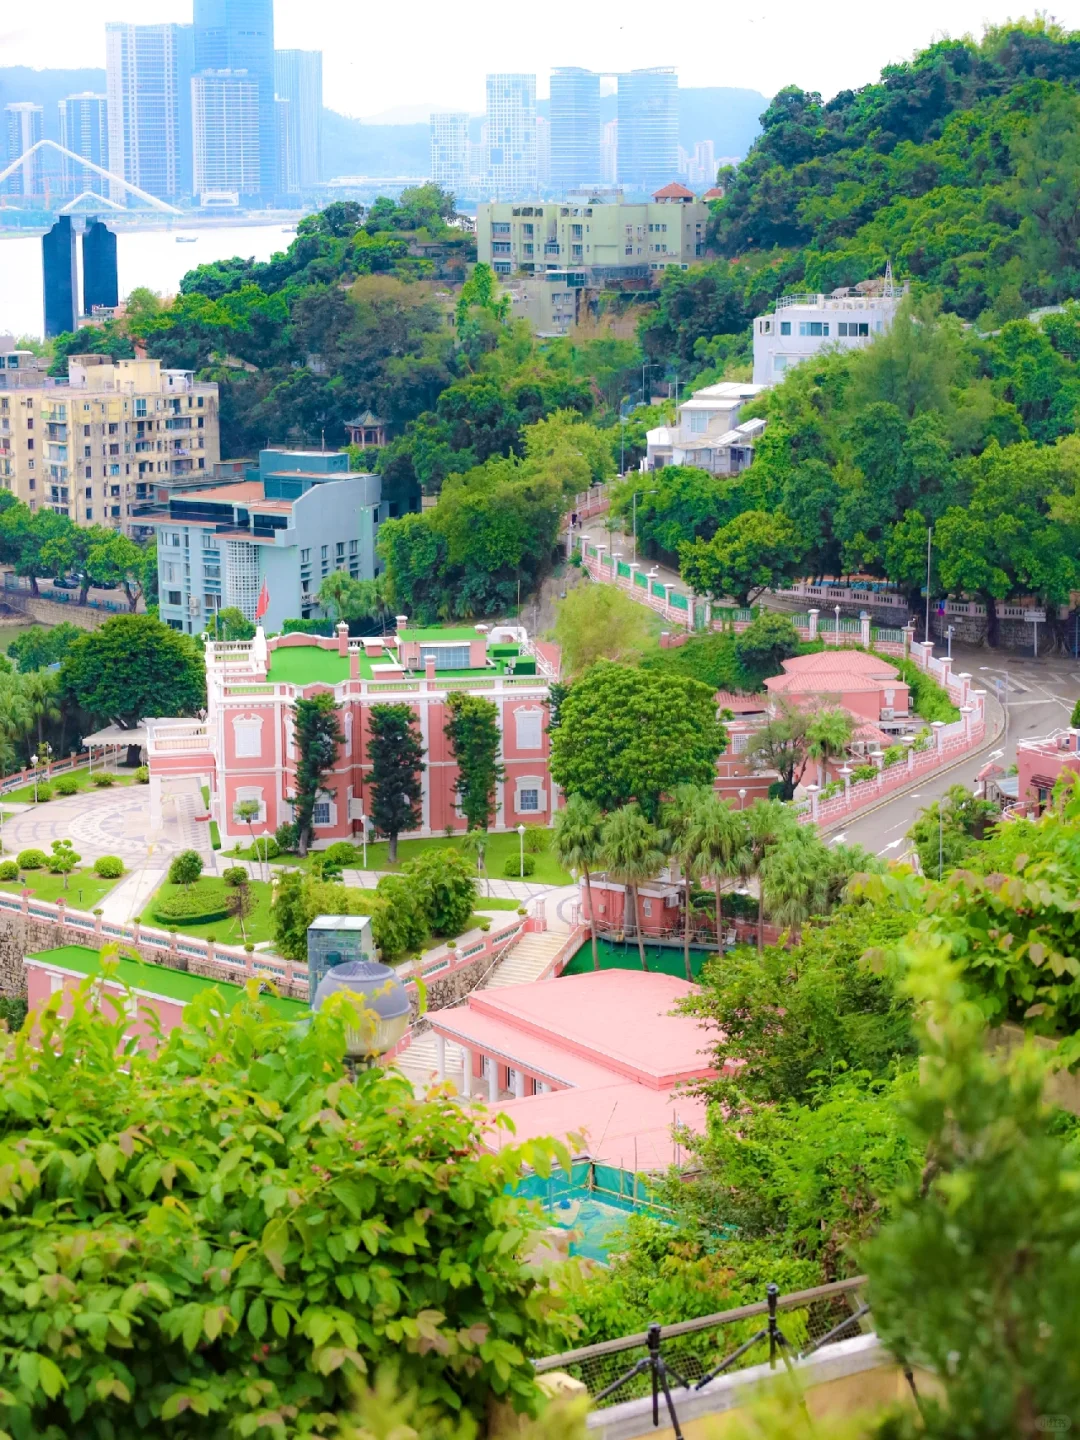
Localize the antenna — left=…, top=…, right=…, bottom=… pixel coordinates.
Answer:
left=884, top=257, right=894, bottom=291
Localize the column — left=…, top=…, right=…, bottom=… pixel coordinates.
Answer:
left=806, top=783, right=820, bottom=821
left=961, top=704, right=973, bottom=743
left=663, top=583, right=674, bottom=616
left=956, top=672, right=971, bottom=706
left=839, top=765, right=852, bottom=804
left=460, top=1045, right=473, bottom=1097
left=513, top=1069, right=525, bottom=1099
left=628, top=562, right=639, bottom=588
left=435, top=1031, right=446, bottom=1084
left=902, top=624, right=915, bottom=658
left=808, top=608, right=819, bottom=639
left=860, top=610, right=871, bottom=647
left=904, top=737, right=915, bottom=774
left=487, top=1058, right=498, bottom=1103
left=932, top=720, right=945, bottom=754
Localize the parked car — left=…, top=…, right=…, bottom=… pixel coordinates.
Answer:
left=52, top=576, right=79, bottom=590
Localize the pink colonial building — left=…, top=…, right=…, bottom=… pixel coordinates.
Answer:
left=144, top=621, right=557, bottom=848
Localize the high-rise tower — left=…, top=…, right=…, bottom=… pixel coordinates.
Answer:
left=274, top=50, right=322, bottom=191
left=550, top=68, right=601, bottom=192
left=3, top=103, right=44, bottom=198
left=105, top=23, right=194, bottom=204
left=617, top=67, right=678, bottom=194
left=485, top=74, right=536, bottom=199
left=194, top=0, right=275, bottom=200
left=58, top=94, right=109, bottom=197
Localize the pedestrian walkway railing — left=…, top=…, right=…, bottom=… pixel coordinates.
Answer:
left=533, top=1277, right=870, bottom=1419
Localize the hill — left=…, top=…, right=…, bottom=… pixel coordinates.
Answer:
left=0, top=67, right=107, bottom=141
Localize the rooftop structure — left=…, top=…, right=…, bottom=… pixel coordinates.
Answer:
left=752, top=278, right=905, bottom=385
left=764, top=650, right=910, bottom=726
left=645, top=380, right=767, bottom=475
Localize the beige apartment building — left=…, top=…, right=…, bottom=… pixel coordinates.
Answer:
left=477, top=183, right=709, bottom=283
left=0, top=356, right=219, bottom=534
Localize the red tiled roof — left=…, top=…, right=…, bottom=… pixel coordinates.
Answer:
left=715, top=690, right=769, bottom=712
left=779, top=650, right=900, bottom=679
left=703, top=187, right=724, bottom=198
left=765, top=670, right=886, bottom=695
left=652, top=181, right=696, bottom=199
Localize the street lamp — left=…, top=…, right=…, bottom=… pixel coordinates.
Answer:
left=260, top=829, right=272, bottom=884
left=359, top=809, right=368, bottom=869
left=834, top=604, right=841, bottom=644
left=30, top=754, right=38, bottom=805
left=632, top=489, right=658, bottom=565
left=946, top=625, right=955, bottom=660
left=517, top=822, right=526, bottom=879
left=312, top=960, right=411, bottom=1071
left=737, top=787, right=747, bottom=810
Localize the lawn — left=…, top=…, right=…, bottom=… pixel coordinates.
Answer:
left=355, top=831, right=571, bottom=885
left=0, top=867, right=124, bottom=910
left=2, top=768, right=140, bottom=804
left=140, top=878, right=287, bottom=948
left=473, top=896, right=524, bottom=911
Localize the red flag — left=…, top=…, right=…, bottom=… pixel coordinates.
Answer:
left=255, top=579, right=270, bottom=621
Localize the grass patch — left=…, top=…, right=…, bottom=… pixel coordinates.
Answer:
left=140, top=878, right=296, bottom=947
left=473, top=896, right=524, bottom=911
left=1, top=767, right=138, bottom=804
left=0, top=868, right=123, bottom=909
left=354, top=830, right=570, bottom=885
left=209, top=821, right=221, bottom=850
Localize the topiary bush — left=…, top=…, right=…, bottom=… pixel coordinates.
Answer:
left=153, top=882, right=231, bottom=926
left=135, top=765, right=149, bottom=784
left=53, top=774, right=79, bottom=796
left=90, top=772, right=115, bottom=788
left=16, top=849, right=47, bottom=870
left=0, top=861, right=18, bottom=881
left=93, top=856, right=125, bottom=879
left=321, top=840, right=360, bottom=867
left=167, top=849, right=203, bottom=886
left=222, top=865, right=248, bottom=887
left=245, top=837, right=280, bottom=861
left=33, top=783, right=52, bottom=803
left=503, top=853, right=536, bottom=878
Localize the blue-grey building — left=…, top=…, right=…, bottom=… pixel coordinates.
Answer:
left=617, top=67, right=679, bottom=194
left=42, top=217, right=78, bottom=338
left=82, top=220, right=118, bottom=314
left=550, top=68, right=601, bottom=192
left=193, top=0, right=276, bottom=202
left=149, top=449, right=386, bottom=635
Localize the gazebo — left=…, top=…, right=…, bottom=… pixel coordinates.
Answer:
left=344, top=410, right=388, bottom=449
left=82, top=723, right=147, bottom=771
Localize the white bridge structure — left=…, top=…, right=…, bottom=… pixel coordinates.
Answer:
left=0, top=140, right=181, bottom=215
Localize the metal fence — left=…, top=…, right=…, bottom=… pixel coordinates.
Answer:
left=534, top=1277, right=869, bottom=1418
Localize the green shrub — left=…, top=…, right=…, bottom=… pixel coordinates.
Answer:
left=0, top=995, right=27, bottom=1030
left=403, top=848, right=477, bottom=936
left=209, top=820, right=221, bottom=850
left=882, top=744, right=906, bottom=768
left=33, top=783, right=52, bottom=802
left=851, top=764, right=879, bottom=783
left=222, top=865, right=249, bottom=887
left=90, top=772, right=115, bottom=788
left=274, top=822, right=299, bottom=852
left=135, top=765, right=149, bottom=784
left=503, top=853, right=536, bottom=877
left=93, top=855, right=125, bottom=879
left=371, top=873, right=429, bottom=959
left=245, top=837, right=280, bottom=861
left=883, top=653, right=960, bottom=723
left=17, top=849, right=47, bottom=870
left=153, top=882, right=231, bottom=926
left=0, top=861, right=18, bottom=881
left=321, top=840, right=360, bottom=867
left=53, top=774, right=79, bottom=796
left=521, top=826, right=550, bottom=854
left=167, top=849, right=203, bottom=886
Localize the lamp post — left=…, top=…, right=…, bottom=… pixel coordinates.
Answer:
left=737, top=787, right=747, bottom=810
left=924, top=526, right=933, bottom=642
left=641, top=361, right=652, bottom=406
left=359, top=810, right=368, bottom=870
left=30, top=753, right=38, bottom=805
left=312, top=960, right=411, bottom=1073
left=834, top=603, right=841, bottom=644
left=517, top=823, right=526, bottom=879
left=632, top=489, right=658, bottom=565
left=260, top=829, right=271, bottom=884
left=946, top=624, right=955, bottom=660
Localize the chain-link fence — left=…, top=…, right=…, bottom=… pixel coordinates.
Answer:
left=533, top=1277, right=869, bottom=1412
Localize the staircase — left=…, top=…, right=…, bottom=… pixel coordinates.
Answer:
left=485, top=932, right=567, bottom=988
left=393, top=1029, right=465, bottom=1091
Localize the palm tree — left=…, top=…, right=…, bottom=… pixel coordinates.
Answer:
left=17, top=671, right=61, bottom=762
left=684, top=793, right=751, bottom=953
left=662, top=784, right=712, bottom=982
left=601, top=804, right=666, bottom=972
left=744, top=798, right=799, bottom=951
left=459, top=828, right=488, bottom=898
left=806, top=707, right=855, bottom=787
left=552, top=795, right=606, bottom=970
left=760, top=827, right=831, bottom=941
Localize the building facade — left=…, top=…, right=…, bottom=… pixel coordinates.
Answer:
left=82, top=220, right=119, bottom=315
left=58, top=94, right=109, bottom=197
left=484, top=73, right=536, bottom=198
left=41, top=216, right=78, bottom=339
left=617, top=68, right=678, bottom=194
left=477, top=188, right=708, bottom=285
left=274, top=49, right=322, bottom=191
left=3, top=103, right=44, bottom=198
left=193, top=0, right=276, bottom=201
left=429, top=111, right=469, bottom=191
left=0, top=357, right=219, bottom=530
left=143, top=622, right=559, bottom=848
left=106, top=22, right=194, bottom=204
left=146, top=449, right=384, bottom=635
left=752, top=286, right=904, bottom=384
left=645, top=380, right=767, bottom=474
left=550, top=68, right=601, bottom=192
left=192, top=71, right=261, bottom=201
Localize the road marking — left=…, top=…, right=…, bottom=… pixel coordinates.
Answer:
left=828, top=832, right=848, bottom=845
left=877, top=839, right=904, bottom=854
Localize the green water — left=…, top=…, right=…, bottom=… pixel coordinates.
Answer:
left=562, top=936, right=716, bottom=981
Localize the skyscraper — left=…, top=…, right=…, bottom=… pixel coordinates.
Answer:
left=42, top=216, right=78, bottom=338
left=59, top=94, right=109, bottom=197
left=105, top=23, right=194, bottom=204
left=83, top=220, right=119, bottom=314
left=3, top=103, right=44, bottom=198
left=429, top=111, right=469, bottom=192
left=275, top=96, right=296, bottom=196
left=274, top=50, right=322, bottom=191
left=192, top=72, right=261, bottom=199
left=617, top=67, right=678, bottom=193
left=485, top=74, right=536, bottom=198
left=550, top=68, right=600, bottom=192
left=194, top=0, right=275, bottom=201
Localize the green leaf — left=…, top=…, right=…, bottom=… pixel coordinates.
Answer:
left=247, top=1296, right=268, bottom=1340
left=271, top=1302, right=290, bottom=1339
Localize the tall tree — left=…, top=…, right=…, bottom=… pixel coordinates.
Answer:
left=552, top=794, right=606, bottom=970
left=806, top=707, right=855, bottom=786
left=663, top=784, right=713, bottom=982
left=679, top=510, right=805, bottom=607
left=292, top=692, right=343, bottom=856
left=86, top=532, right=148, bottom=613
left=550, top=662, right=727, bottom=821
left=747, top=702, right=811, bottom=802
left=601, top=805, right=666, bottom=972
left=744, top=798, right=799, bottom=950
left=552, top=584, right=655, bottom=680
left=684, top=792, right=751, bottom=950
left=366, top=703, right=425, bottom=863
left=759, top=826, right=832, bottom=941
left=61, top=616, right=205, bottom=764
left=443, top=693, right=504, bottom=832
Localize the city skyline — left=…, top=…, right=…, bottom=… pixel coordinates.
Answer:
left=0, top=0, right=1046, bottom=119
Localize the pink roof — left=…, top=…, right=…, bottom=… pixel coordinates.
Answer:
left=715, top=691, right=768, bottom=713
left=465, top=972, right=714, bottom=1089
left=653, top=181, right=696, bottom=199
left=777, top=651, right=900, bottom=680
left=487, top=1082, right=708, bottom=1171
left=766, top=669, right=888, bottom=696
left=427, top=1007, right=627, bottom=1090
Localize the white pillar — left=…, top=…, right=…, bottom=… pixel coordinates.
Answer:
left=460, top=1046, right=473, bottom=1097
left=860, top=610, right=871, bottom=647
left=513, top=1069, right=525, bottom=1099
left=487, top=1059, right=498, bottom=1103
left=808, top=608, right=819, bottom=639
left=435, top=1031, right=446, bottom=1083
left=961, top=704, right=973, bottom=742
left=956, top=672, right=971, bottom=705
left=932, top=720, right=945, bottom=754
left=902, top=624, right=915, bottom=657
left=806, top=783, right=820, bottom=821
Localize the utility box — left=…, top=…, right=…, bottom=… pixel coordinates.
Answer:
left=306, top=914, right=376, bottom=996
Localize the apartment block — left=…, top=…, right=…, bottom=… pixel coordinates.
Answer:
left=3, top=103, right=44, bottom=198
left=105, top=22, right=194, bottom=204
left=144, top=449, right=385, bottom=636
left=274, top=49, right=322, bottom=191
left=192, top=71, right=262, bottom=201
left=0, top=356, right=219, bottom=532
left=430, top=111, right=469, bottom=191
left=617, top=68, right=678, bottom=194
left=58, top=93, right=109, bottom=197
left=485, top=73, right=537, bottom=198
left=477, top=185, right=708, bottom=285
left=752, top=285, right=904, bottom=384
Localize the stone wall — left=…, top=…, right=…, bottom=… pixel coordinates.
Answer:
left=1, top=592, right=115, bottom=631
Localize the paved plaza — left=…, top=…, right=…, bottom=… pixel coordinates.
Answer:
left=1, top=778, right=208, bottom=867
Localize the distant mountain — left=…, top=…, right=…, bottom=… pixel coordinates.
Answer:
left=0, top=67, right=107, bottom=141
left=677, top=87, right=766, bottom=158
left=322, top=112, right=430, bottom=178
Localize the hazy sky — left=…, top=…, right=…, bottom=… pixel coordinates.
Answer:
left=1, top=0, right=1069, bottom=118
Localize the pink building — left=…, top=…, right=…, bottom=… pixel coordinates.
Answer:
left=1008, top=729, right=1080, bottom=815
left=426, top=971, right=715, bottom=1170
left=764, top=650, right=910, bottom=725
left=145, top=621, right=556, bottom=847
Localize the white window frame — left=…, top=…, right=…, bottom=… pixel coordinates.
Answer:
left=514, top=775, right=546, bottom=815
left=232, top=714, right=263, bottom=759
left=233, top=785, right=266, bottom=824
left=514, top=706, right=544, bottom=751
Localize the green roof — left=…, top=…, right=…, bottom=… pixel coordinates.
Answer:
left=267, top=646, right=353, bottom=684
left=399, top=627, right=483, bottom=643
left=261, top=634, right=526, bottom=687
left=27, top=944, right=308, bottom=1019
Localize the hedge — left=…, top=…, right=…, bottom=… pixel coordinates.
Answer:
left=153, top=883, right=231, bottom=926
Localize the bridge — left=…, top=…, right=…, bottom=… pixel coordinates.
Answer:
left=0, top=140, right=182, bottom=216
